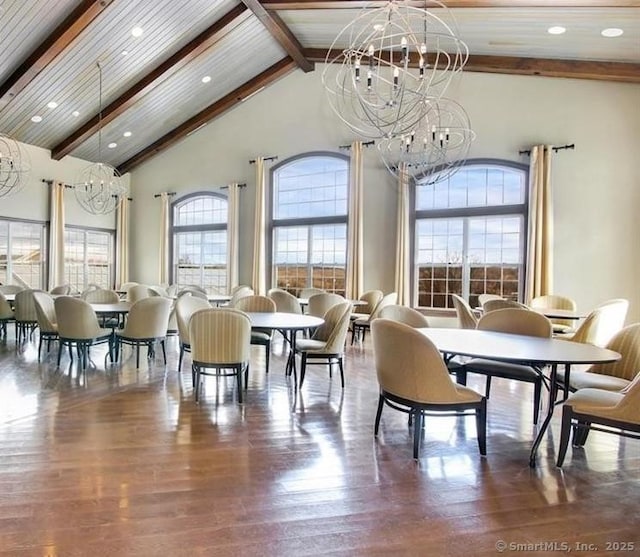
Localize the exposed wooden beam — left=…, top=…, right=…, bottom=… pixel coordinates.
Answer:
left=0, top=0, right=115, bottom=110
left=117, top=58, right=297, bottom=175
left=241, top=0, right=314, bottom=72
left=305, top=48, right=640, bottom=83
left=51, top=5, right=251, bottom=161
left=262, top=0, right=640, bottom=8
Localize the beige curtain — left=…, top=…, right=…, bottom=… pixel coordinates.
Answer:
left=395, top=163, right=411, bottom=306
left=159, top=192, right=170, bottom=285
left=227, top=182, right=240, bottom=293
left=115, top=196, right=130, bottom=289
left=252, top=158, right=267, bottom=296
left=48, top=181, right=65, bottom=289
left=346, top=141, right=364, bottom=300
left=525, top=145, right=554, bottom=303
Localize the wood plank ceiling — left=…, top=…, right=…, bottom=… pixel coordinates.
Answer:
left=0, top=0, right=637, bottom=174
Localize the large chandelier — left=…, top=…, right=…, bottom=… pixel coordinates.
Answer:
left=377, top=96, right=475, bottom=184
left=74, top=62, right=125, bottom=215
left=0, top=133, right=30, bottom=198
left=322, top=0, right=468, bottom=139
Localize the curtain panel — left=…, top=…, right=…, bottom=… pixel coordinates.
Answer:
left=394, top=163, right=411, bottom=306
left=252, top=158, right=267, bottom=296
left=115, top=196, right=130, bottom=289
left=47, top=181, right=65, bottom=290
left=159, top=192, right=170, bottom=285
left=227, top=182, right=240, bottom=293
left=346, top=141, right=364, bottom=300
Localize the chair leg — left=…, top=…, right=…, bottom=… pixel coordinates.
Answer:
left=533, top=379, right=542, bottom=425
left=476, top=399, right=487, bottom=456
left=412, top=410, right=423, bottom=460
left=178, top=344, right=184, bottom=372
left=161, top=340, right=167, bottom=365
left=236, top=364, right=243, bottom=404
left=56, top=343, right=63, bottom=367
left=557, top=406, right=573, bottom=467
left=37, top=337, right=43, bottom=361
left=338, top=356, right=345, bottom=388
left=374, top=394, right=384, bottom=435
left=194, top=364, right=200, bottom=401
left=485, top=376, right=492, bottom=399
left=350, top=324, right=357, bottom=345
left=265, top=342, right=270, bottom=375
left=136, top=345, right=140, bottom=369
left=574, top=421, right=590, bottom=447
left=456, top=366, right=467, bottom=386
left=300, top=353, right=308, bottom=387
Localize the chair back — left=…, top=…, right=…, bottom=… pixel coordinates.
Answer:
left=177, top=288, right=208, bottom=300
left=451, top=294, right=478, bottom=329
left=299, top=287, right=324, bottom=299
left=175, top=295, right=211, bottom=344
left=379, top=305, right=429, bottom=328
left=268, top=289, right=302, bottom=314
left=369, top=292, right=398, bottom=321
left=14, top=289, right=39, bottom=322
left=357, top=289, right=383, bottom=315
left=0, top=292, right=13, bottom=320
left=148, top=285, right=169, bottom=297
left=49, top=284, right=71, bottom=295
left=82, top=289, right=120, bottom=303
left=477, top=308, right=552, bottom=338
left=229, top=286, right=254, bottom=307
left=128, top=284, right=151, bottom=303
left=482, top=298, right=528, bottom=313
left=122, top=297, right=172, bottom=339
left=166, top=284, right=179, bottom=297
left=54, top=297, right=103, bottom=340
left=611, top=374, right=640, bottom=423
left=0, top=285, right=25, bottom=295
left=189, top=308, right=251, bottom=365
left=307, top=293, right=345, bottom=318
left=119, top=282, right=138, bottom=293
left=235, top=295, right=276, bottom=314
left=589, top=323, right=640, bottom=381
left=32, top=291, right=57, bottom=333
left=313, top=302, right=352, bottom=352
left=590, top=299, right=629, bottom=347
left=530, top=294, right=577, bottom=330
left=477, top=293, right=502, bottom=307
left=230, top=284, right=252, bottom=295
left=372, top=319, right=461, bottom=404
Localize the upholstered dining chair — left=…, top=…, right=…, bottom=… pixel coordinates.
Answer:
left=32, top=291, right=58, bottom=361
left=54, top=297, right=114, bottom=369
left=307, top=292, right=345, bottom=319
left=556, top=375, right=640, bottom=467
left=268, top=289, right=302, bottom=315
left=465, top=308, right=553, bottom=424
left=482, top=298, right=528, bottom=313
left=0, top=292, right=14, bottom=339
left=119, top=282, right=138, bottom=294
left=350, top=289, right=384, bottom=321
left=229, top=286, right=254, bottom=307
left=0, top=284, right=24, bottom=295
left=451, top=294, right=478, bottom=329
left=114, top=297, right=172, bottom=368
left=148, top=285, right=169, bottom=297
left=234, top=295, right=276, bottom=374
left=175, top=294, right=211, bottom=372
left=379, top=305, right=429, bottom=328
left=49, top=284, right=71, bottom=295
left=82, top=289, right=120, bottom=303
left=177, top=288, right=208, bottom=300
left=189, top=308, right=252, bottom=403
left=351, top=292, right=398, bottom=345
left=128, top=284, right=151, bottom=304
left=14, top=289, right=40, bottom=343
left=371, top=319, right=487, bottom=460
left=298, top=287, right=325, bottom=299
left=568, top=298, right=628, bottom=347
left=296, top=301, right=352, bottom=388
left=477, top=293, right=502, bottom=307
left=530, top=294, right=578, bottom=334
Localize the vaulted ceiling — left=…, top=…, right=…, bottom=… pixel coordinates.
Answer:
left=0, top=0, right=638, bottom=175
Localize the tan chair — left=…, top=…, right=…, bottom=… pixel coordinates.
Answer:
left=54, top=297, right=114, bottom=369
left=114, top=297, right=172, bottom=369
left=307, top=292, right=345, bottom=319
left=556, top=375, right=640, bottom=467
left=166, top=284, right=179, bottom=297
left=477, top=293, right=502, bottom=307
left=559, top=323, right=640, bottom=396
left=177, top=288, right=208, bottom=300
left=14, top=289, right=40, bottom=343
left=379, top=305, right=429, bottom=328
left=351, top=292, right=398, bottom=345
left=49, top=284, right=71, bottom=295
left=128, top=284, right=151, bottom=304
left=530, top=294, right=577, bottom=334
left=230, top=284, right=252, bottom=296
left=565, top=299, right=628, bottom=348
left=235, top=295, right=276, bottom=374
left=189, top=308, right=252, bottom=403
left=32, top=291, right=58, bottom=361
left=482, top=298, right=528, bottom=313
left=0, top=285, right=24, bottom=295
left=229, top=286, right=254, bottom=307
left=82, top=289, right=120, bottom=303
left=296, top=302, right=352, bottom=388
left=465, top=308, right=553, bottom=424
left=372, top=319, right=487, bottom=460
left=268, top=289, right=302, bottom=315
left=0, top=292, right=14, bottom=339
left=119, top=282, right=138, bottom=293
left=148, top=285, right=169, bottom=297
left=299, top=287, right=324, bottom=299
left=175, top=295, right=211, bottom=371
left=350, top=289, right=384, bottom=321
left=451, top=294, right=478, bottom=329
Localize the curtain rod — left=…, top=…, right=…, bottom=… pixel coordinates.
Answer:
left=42, top=179, right=132, bottom=200
left=519, top=143, right=575, bottom=156
left=220, top=183, right=246, bottom=189
left=339, top=140, right=376, bottom=150
left=154, top=192, right=176, bottom=198
left=249, top=156, right=278, bottom=164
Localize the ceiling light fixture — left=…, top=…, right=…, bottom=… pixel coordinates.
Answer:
left=123, top=131, right=132, bottom=137
left=31, top=115, right=42, bottom=123
left=108, top=142, right=117, bottom=149
left=0, top=133, right=31, bottom=199
left=72, top=110, right=80, bottom=117
left=201, top=75, right=211, bottom=83
left=47, top=101, right=58, bottom=109
left=73, top=61, right=126, bottom=215
left=547, top=26, right=566, bottom=35
left=131, top=26, right=143, bottom=38
left=121, top=50, right=129, bottom=56
left=601, top=27, right=623, bottom=37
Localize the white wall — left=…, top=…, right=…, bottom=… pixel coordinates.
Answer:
left=127, top=69, right=639, bottom=321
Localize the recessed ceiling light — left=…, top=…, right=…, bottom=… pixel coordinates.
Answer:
left=47, top=101, right=58, bottom=109
left=201, top=76, right=211, bottom=83
left=72, top=110, right=80, bottom=117
left=31, top=115, right=42, bottom=123
left=547, top=26, right=566, bottom=35
left=601, top=27, right=624, bottom=38
left=123, top=131, right=132, bottom=137
left=108, top=142, right=117, bottom=149
left=131, top=26, right=143, bottom=38
left=122, top=50, right=129, bottom=56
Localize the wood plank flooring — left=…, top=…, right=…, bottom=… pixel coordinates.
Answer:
left=0, top=331, right=638, bottom=556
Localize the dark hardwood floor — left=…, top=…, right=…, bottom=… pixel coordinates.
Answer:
left=0, top=330, right=637, bottom=556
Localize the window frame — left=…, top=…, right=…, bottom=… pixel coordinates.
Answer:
left=410, top=158, right=529, bottom=308
left=169, top=190, right=228, bottom=289
left=63, top=224, right=115, bottom=291
left=268, top=151, right=350, bottom=295
left=0, top=216, right=47, bottom=289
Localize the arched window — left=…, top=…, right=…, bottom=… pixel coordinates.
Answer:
left=413, top=160, right=528, bottom=308
left=171, top=192, right=228, bottom=291
left=270, top=153, right=349, bottom=296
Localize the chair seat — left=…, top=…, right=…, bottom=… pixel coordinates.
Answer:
left=465, top=358, right=541, bottom=382
left=354, top=317, right=370, bottom=327
left=553, top=324, right=575, bottom=334
left=297, top=338, right=328, bottom=353
left=350, top=312, right=369, bottom=321
left=565, top=388, right=625, bottom=419
left=559, top=369, right=630, bottom=392
left=251, top=331, right=271, bottom=343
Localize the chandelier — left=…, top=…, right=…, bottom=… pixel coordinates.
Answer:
left=322, top=0, right=468, bottom=139
left=377, top=96, right=475, bottom=184
left=74, top=62, right=125, bottom=214
left=0, top=133, right=30, bottom=199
